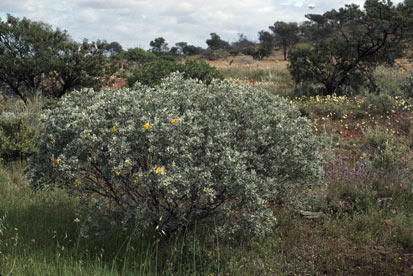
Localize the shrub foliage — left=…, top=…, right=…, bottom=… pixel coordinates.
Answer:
left=26, top=73, right=325, bottom=237
left=0, top=112, right=37, bottom=160
left=127, top=59, right=224, bottom=87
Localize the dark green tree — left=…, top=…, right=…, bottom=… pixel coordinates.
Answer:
left=105, top=41, right=123, bottom=57
left=0, top=14, right=112, bottom=103
left=206, top=33, right=229, bottom=50
left=149, top=37, right=169, bottom=54
left=255, top=30, right=273, bottom=60
left=46, top=39, right=111, bottom=98
left=300, top=14, right=335, bottom=44
left=288, top=0, right=411, bottom=96
left=269, top=21, right=300, bottom=60
left=118, top=47, right=158, bottom=65
left=230, top=33, right=256, bottom=52
left=175, top=42, right=188, bottom=55
left=0, top=14, right=68, bottom=103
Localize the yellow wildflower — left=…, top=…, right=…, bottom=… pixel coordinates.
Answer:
left=112, top=126, right=116, bottom=133
left=56, top=159, right=60, bottom=165
left=115, top=170, right=120, bottom=176
left=49, top=136, right=55, bottom=144
left=86, top=132, right=91, bottom=136
left=144, top=123, right=151, bottom=130
left=269, top=221, right=273, bottom=225
left=125, top=159, right=131, bottom=165
left=171, top=118, right=180, bottom=124
left=133, top=176, right=139, bottom=183
left=75, top=180, right=81, bottom=187
left=155, top=166, right=164, bottom=174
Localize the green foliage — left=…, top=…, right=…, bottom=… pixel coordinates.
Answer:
left=104, top=41, right=123, bottom=57
left=361, top=93, right=396, bottom=115
left=26, top=73, right=325, bottom=238
left=300, top=14, right=335, bottom=43
left=118, top=47, right=158, bottom=66
left=127, top=59, right=223, bottom=87
left=206, top=33, right=229, bottom=50
left=269, top=21, right=300, bottom=61
left=361, top=127, right=413, bottom=179
left=127, top=59, right=181, bottom=87
left=149, top=37, right=169, bottom=54
left=179, top=59, right=224, bottom=84
left=0, top=14, right=68, bottom=103
left=256, top=31, right=273, bottom=60
left=0, top=14, right=111, bottom=103
left=158, top=55, right=177, bottom=62
left=174, top=42, right=203, bottom=56
left=0, top=112, right=37, bottom=160
left=288, top=0, right=411, bottom=96
left=230, top=34, right=257, bottom=54
left=401, top=73, right=413, bottom=98
left=46, top=39, right=112, bottom=98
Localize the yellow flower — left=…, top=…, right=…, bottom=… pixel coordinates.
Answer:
left=171, top=118, right=180, bottom=124
left=56, top=159, right=60, bottom=165
left=269, top=221, right=273, bottom=225
left=155, top=166, right=164, bottom=174
left=125, top=159, right=131, bottom=165
left=49, top=136, right=55, bottom=144
left=144, top=123, right=151, bottom=130
left=86, top=132, right=91, bottom=136
left=115, top=170, right=120, bottom=176
left=75, top=180, right=81, bottom=187
left=112, top=126, right=116, bottom=133
left=133, top=176, right=139, bottom=183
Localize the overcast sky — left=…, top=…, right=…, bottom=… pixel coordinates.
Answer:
left=0, top=0, right=405, bottom=50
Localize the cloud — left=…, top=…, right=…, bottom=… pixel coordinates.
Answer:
left=0, top=0, right=405, bottom=49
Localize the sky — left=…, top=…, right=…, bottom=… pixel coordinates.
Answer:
left=0, top=0, right=405, bottom=50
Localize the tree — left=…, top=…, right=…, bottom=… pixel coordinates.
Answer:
left=175, top=42, right=188, bottom=55
left=0, top=14, right=68, bottom=103
left=399, top=0, right=413, bottom=40
left=46, top=39, right=111, bottom=98
left=255, top=31, right=273, bottom=60
left=149, top=37, right=169, bottom=54
left=288, top=0, right=411, bottom=96
left=105, top=41, right=123, bottom=57
left=0, top=14, right=112, bottom=103
left=269, top=21, right=300, bottom=60
left=206, top=33, right=229, bottom=50
left=230, top=33, right=256, bottom=52
left=300, top=14, right=335, bottom=43
left=118, top=47, right=158, bottom=65
left=182, top=45, right=203, bottom=56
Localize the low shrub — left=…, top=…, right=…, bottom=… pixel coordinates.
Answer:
left=127, top=59, right=180, bottom=87
left=361, top=93, right=396, bottom=116
left=0, top=112, right=37, bottom=161
left=127, top=59, right=223, bottom=87
left=401, top=73, right=413, bottom=98
left=26, top=73, right=325, bottom=238
left=181, top=59, right=224, bottom=84
left=117, top=48, right=158, bottom=66
left=361, top=127, right=413, bottom=183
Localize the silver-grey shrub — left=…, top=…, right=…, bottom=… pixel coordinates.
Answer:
left=26, top=73, right=325, bottom=238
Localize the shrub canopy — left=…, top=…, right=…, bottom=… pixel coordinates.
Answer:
left=27, top=73, right=325, bottom=238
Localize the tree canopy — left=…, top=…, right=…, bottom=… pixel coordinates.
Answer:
left=206, top=33, right=230, bottom=50
left=269, top=21, right=300, bottom=60
left=149, top=37, right=169, bottom=54
left=0, top=14, right=112, bottom=103
left=288, top=0, right=412, bottom=95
